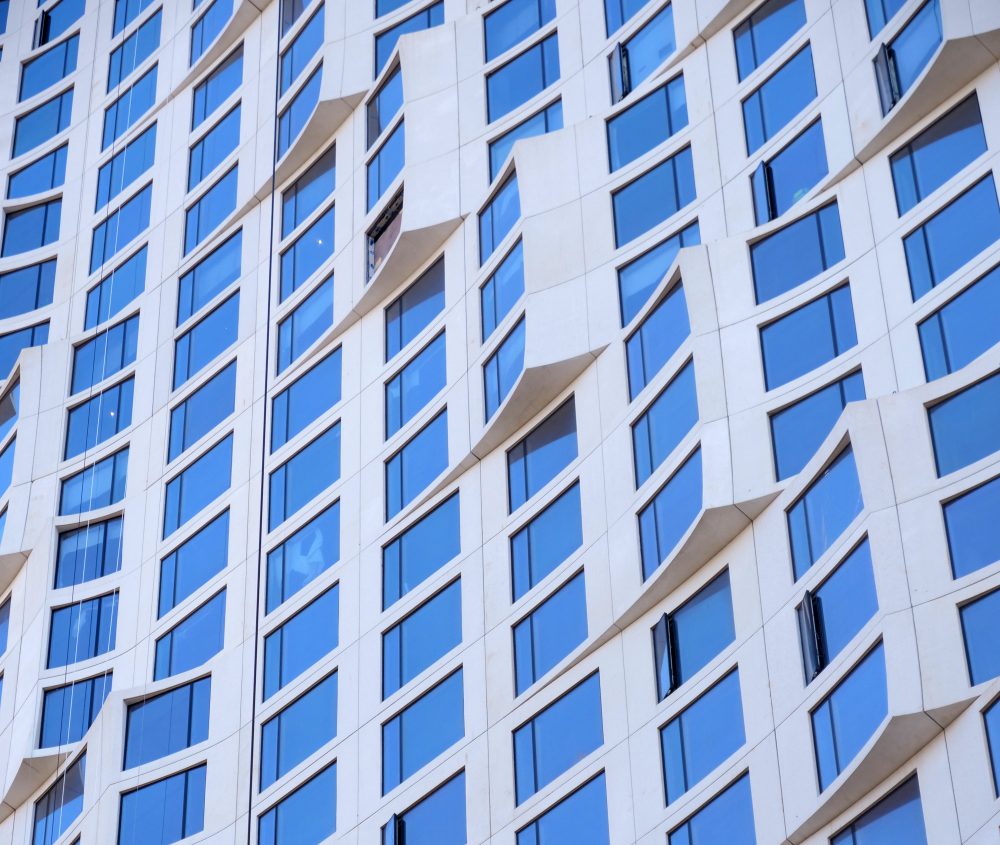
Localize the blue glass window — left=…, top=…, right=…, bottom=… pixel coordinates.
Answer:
left=480, top=172, right=520, bottom=266
left=96, top=124, right=156, bottom=211
left=118, top=765, right=206, bottom=845
left=159, top=509, right=229, bottom=617
left=612, top=146, right=695, bottom=247
left=751, top=118, right=827, bottom=224
left=55, top=517, right=123, bottom=588
left=277, top=274, right=333, bottom=373
left=191, top=0, right=232, bottom=65
left=831, top=775, right=927, bottom=845
left=13, top=89, right=72, bottom=158
left=742, top=44, right=815, bottom=154
left=263, top=583, right=339, bottom=699
left=269, top=423, right=340, bottom=531
left=376, top=0, right=409, bottom=15
left=799, top=538, right=878, bottom=681
left=514, top=673, right=603, bottom=804
left=508, top=397, right=576, bottom=512
left=277, top=64, right=321, bottom=160
left=619, top=222, right=698, bottom=327
left=36, top=0, right=85, bottom=47
left=734, top=0, right=807, bottom=81
left=760, top=285, right=856, bottom=390
left=280, top=205, right=334, bottom=301
left=487, top=33, right=559, bottom=124
left=489, top=101, right=562, bottom=183
left=174, top=292, right=239, bottom=389
left=368, top=65, right=403, bottom=149
left=516, top=773, right=609, bottom=845
left=124, top=677, right=210, bottom=768
left=0, top=383, right=16, bottom=446
left=386, top=257, right=445, bottom=360
left=86, top=247, right=146, bottom=330
left=511, top=482, right=581, bottom=601
left=261, top=671, right=337, bottom=789
left=668, top=774, right=756, bottom=845
left=279, top=0, right=318, bottom=34
left=64, top=377, right=134, bottom=459
left=2, top=198, right=61, bottom=257
left=188, top=105, right=240, bottom=190
left=382, top=771, right=466, bottom=845
left=386, top=410, right=448, bottom=519
left=0, top=436, right=13, bottom=498
left=368, top=120, right=404, bottom=211
left=661, top=670, right=744, bottom=804
left=72, top=314, right=139, bottom=393
left=102, top=64, right=156, bottom=150
left=382, top=669, right=464, bottom=793
left=112, top=0, right=155, bottom=36
left=282, top=145, right=335, bottom=238
left=653, top=568, right=734, bottom=699
left=812, top=642, right=888, bottom=790
left=788, top=446, right=863, bottom=580
left=107, top=10, right=159, bottom=91
left=751, top=202, right=845, bottom=303
left=272, top=348, right=341, bottom=452
left=890, top=94, right=986, bottom=215
left=280, top=4, right=323, bottom=96
left=163, top=434, right=233, bottom=538
left=59, top=447, right=128, bottom=515
left=32, top=753, right=85, bottom=845
left=962, top=587, right=1000, bottom=685
left=267, top=500, right=339, bottom=614
left=374, top=2, right=444, bottom=76
left=986, top=700, right=1000, bottom=796
left=192, top=46, right=242, bottom=130
left=90, top=183, right=151, bottom=273
left=0, top=597, right=8, bottom=654
left=48, top=591, right=118, bottom=668
left=153, top=591, right=226, bottom=680
left=20, top=34, right=78, bottom=102
left=178, top=230, right=241, bottom=325
left=929, top=371, right=1000, bottom=477
left=184, top=165, right=237, bottom=254
left=384, top=579, right=461, bottom=698
left=771, top=370, right=865, bottom=481
left=0, top=260, right=55, bottom=318
left=604, top=0, right=645, bottom=35
left=904, top=174, right=1000, bottom=301
left=484, top=318, right=525, bottom=420
left=514, top=570, right=586, bottom=694
left=258, top=763, right=336, bottom=845
left=387, top=332, right=446, bottom=437
left=169, top=361, right=236, bottom=461
left=609, top=4, right=675, bottom=103
left=485, top=0, right=556, bottom=62
left=481, top=242, right=523, bottom=342
left=944, top=475, right=1000, bottom=579
left=0, top=323, right=48, bottom=378
left=383, top=492, right=460, bottom=609
left=874, top=0, right=942, bottom=115
left=639, top=447, right=702, bottom=581
left=864, top=0, right=907, bottom=38
left=608, top=76, right=687, bottom=173
left=40, top=672, right=112, bottom=748
left=632, top=359, right=697, bottom=487
left=8, top=144, right=67, bottom=198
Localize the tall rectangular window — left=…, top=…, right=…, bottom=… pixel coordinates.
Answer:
left=612, top=146, right=695, bottom=247
left=266, top=500, right=339, bottom=614
left=0, top=260, right=56, bottom=318
left=668, top=774, right=756, bottom=845
left=64, top=377, right=134, bottom=459
left=812, top=642, right=888, bottom=790
left=374, top=2, right=444, bottom=76
left=632, top=360, right=697, bottom=487
left=263, top=583, right=339, bottom=699
left=280, top=206, right=335, bottom=301
left=751, top=118, right=828, bottom=224
left=653, top=569, right=734, bottom=699
left=90, top=183, right=151, bottom=273
left=387, top=333, right=447, bottom=437
left=177, top=230, right=241, bottom=325
left=173, top=292, right=239, bottom=389
left=0, top=436, right=13, bottom=499
left=280, top=4, right=323, bottom=95
left=734, top=0, right=807, bottom=80
left=277, top=274, right=333, bottom=373
left=480, top=172, right=521, bottom=266
left=508, top=398, right=576, bottom=512
left=191, top=0, right=232, bottom=64
left=609, top=4, right=675, bottom=103
left=386, top=257, right=445, bottom=360
left=481, top=241, right=524, bottom=342
left=511, top=482, right=582, bottom=601
left=55, top=516, right=123, bottom=588
left=96, top=124, right=156, bottom=211
left=383, top=579, right=462, bottom=698
left=271, top=348, right=342, bottom=452
left=368, top=120, right=404, bottom=211
left=742, top=44, right=816, bottom=154
left=961, top=587, right=1000, bottom=685
left=485, top=0, right=556, bottom=62
left=368, top=66, right=402, bottom=150
left=19, top=34, right=78, bottom=101
left=39, top=672, right=113, bottom=748
left=184, top=165, right=238, bottom=254
left=626, top=281, right=691, bottom=399
left=59, top=447, right=128, bottom=515
left=516, top=773, right=609, bottom=845
left=831, top=776, right=927, bottom=844
left=386, top=410, right=448, bottom=519
left=486, top=32, right=560, bottom=124
left=102, top=64, right=156, bottom=150
left=8, top=144, right=68, bottom=198
left=123, top=677, right=210, bottom=768
left=484, top=318, right=525, bottom=420
left=47, top=591, right=118, bottom=668
left=258, top=763, right=336, bottom=845
left=13, top=89, right=73, bottom=158
left=661, top=670, right=744, bottom=804
left=118, top=765, right=206, bottom=845
left=153, top=591, right=226, bottom=680
left=282, top=145, right=335, bottom=237
left=874, top=0, right=942, bottom=115
left=514, top=570, right=587, bottom=694
left=188, top=104, right=240, bottom=191
left=192, top=46, right=242, bottom=130
left=163, top=434, right=233, bottom=538
left=986, top=699, right=1000, bottom=796
left=261, top=671, right=338, bottom=789
left=382, top=771, right=466, bottom=845
left=0, top=597, right=8, bottom=655
left=943, top=475, right=1000, bottom=579
left=928, top=371, right=1000, bottom=477
left=32, top=753, right=85, bottom=845
left=269, top=422, right=340, bottom=531
left=639, top=447, right=702, bottom=580
left=277, top=65, right=321, bottom=160
left=107, top=10, right=160, bottom=91
left=489, top=101, right=562, bottom=183
left=2, top=198, right=61, bottom=257
left=605, top=0, right=646, bottom=35
left=159, top=509, right=229, bottom=617
left=864, top=0, right=907, bottom=38
left=85, top=247, right=146, bottom=330
left=607, top=76, right=687, bottom=172
left=113, top=0, right=156, bottom=36
left=383, top=492, right=460, bottom=609
left=382, top=669, right=464, bottom=793
left=169, top=361, right=236, bottom=462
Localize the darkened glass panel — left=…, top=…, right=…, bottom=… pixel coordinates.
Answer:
left=830, top=775, right=927, bottom=845
left=0, top=260, right=55, bottom=317
left=607, top=76, right=687, bottom=172
left=489, top=101, right=562, bottom=183
left=32, top=753, right=85, bottom=845
left=638, top=447, right=702, bottom=580
left=278, top=65, right=322, bottom=159
left=485, top=0, right=556, bottom=61
left=47, top=592, right=118, bottom=668
left=0, top=597, right=8, bottom=654
left=812, top=642, right=888, bottom=790
left=944, top=475, right=1000, bottom=579
left=192, top=46, right=242, bottom=129
left=632, top=359, right=698, bottom=487
left=383, top=579, right=462, bottom=697
left=929, top=371, right=1000, bottom=476
left=263, top=583, right=339, bottom=699
left=609, top=4, right=675, bottom=103
left=39, top=672, right=112, bottom=748
left=484, top=318, right=525, bottom=420
left=258, top=763, right=336, bottom=845
left=480, top=172, right=521, bottom=266
left=90, top=183, right=151, bottom=272
left=904, top=175, right=1000, bottom=300
left=13, top=89, right=73, bottom=158
left=163, top=434, right=233, bottom=538
left=271, top=348, right=342, bottom=452
left=481, top=241, right=524, bottom=341
left=173, top=292, right=239, bottom=389
left=0, top=323, right=49, bottom=378
left=374, top=2, right=445, bottom=76
left=986, top=700, right=1000, bottom=796
left=102, top=64, right=157, bottom=150
left=159, top=509, right=229, bottom=617
left=383, top=492, right=460, bottom=609
left=625, top=282, right=691, bottom=399
left=742, top=44, right=816, bottom=154
left=71, top=314, right=139, bottom=393
left=169, top=361, right=236, bottom=462
left=864, top=0, right=907, bottom=38
left=514, top=570, right=586, bottom=694
left=96, top=124, right=156, bottom=211
left=875, top=0, right=941, bottom=115
left=507, top=397, right=577, bottom=512
left=386, top=257, right=445, bottom=360
left=269, top=422, right=340, bottom=531
left=20, top=34, right=78, bottom=101
left=107, top=11, right=159, bottom=91
left=277, top=274, right=334, bottom=373
left=752, top=119, right=828, bottom=224
left=517, top=774, right=609, bottom=845
left=280, top=204, right=339, bottom=298
left=260, top=672, right=337, bottom=789
left=0, top=383, right=16, bottom=445
left=0, top=436, right=13, bottom=498
left=85, top=247, right=146, bottom=330
left=511, top=481, right=582, bottom=601
left=55, top=515, right=123, bottom=588
left=661, top=670, right=744, bottom=804
left=382, top=669, right=464, bottom=793
left=612, top=146, right=695, bottom=247
left=188, top=105, right=240, bottom=191
left=190, top=0, right=233, bottom=65
left=123, top=677, right=210, bottom=768
left=59, top=447, right=128, bottom=515
left=177, top=229, right=241, bottom=325
left=486, top=32, right=559, bottom=124
left=734, top=0, right=807, bottom=80
left=962, top=587, right=1000, bottom=685
left=2, top=198, right=61, bottom=256
left=668, top=774, right=756, bottom=845
left=368, top=65, right=403, bottom=149
left=282, top=145, right=335, bottom=238
left=514, top=673, right=603, bottom=804
left=8, top=144, right=67, bottom=198
left=387, top=332, right=447, bottom=437
left=117, top=765, right=206, bottom=845
left=751, top=202, right=845, bottom=303
left=381, top=771, right=466, bottom=845
left=153, top=591, right=226, bottom=681
left=770, top=371, right=865, bottom=481
left=267, top=500, right=339, bottom=614
left=386, top=410, right=448, bottom=519
left=280, top=4, right=323, bottom=95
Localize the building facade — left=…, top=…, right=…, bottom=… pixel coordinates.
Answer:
left=0, top=0, right=998, bottom=842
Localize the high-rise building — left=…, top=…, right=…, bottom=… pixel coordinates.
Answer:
left=0, top=0, right=997, bottom=842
